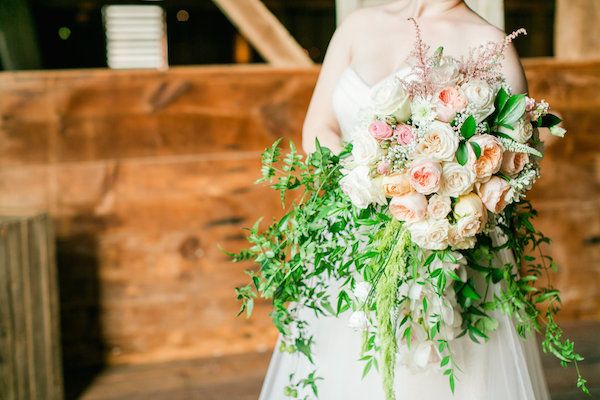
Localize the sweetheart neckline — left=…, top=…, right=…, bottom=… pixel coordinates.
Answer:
left=344, top=62, right=412, bottom=90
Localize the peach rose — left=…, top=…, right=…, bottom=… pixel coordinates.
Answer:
left=369, top=120, right=394, bottom=140
left=408, top=160, right=443, bottom=195
left=390, top=192, right=428, bottom=223
left=436, top=87, right=468, bottom=123
left=382, top=173, right=413, bottom=197
left=500, top=151, right=529, bottom=177
left=469, top=134, right=503, bottom=182
left=395, top=124, right=415, bottom=145
left=476, top=176, right=512, bottom=213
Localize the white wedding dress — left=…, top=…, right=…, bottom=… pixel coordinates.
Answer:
left=258, top=65, right=551, bottom=400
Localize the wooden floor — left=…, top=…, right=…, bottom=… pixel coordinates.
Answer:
left=74, top=321, right=600, bottom=400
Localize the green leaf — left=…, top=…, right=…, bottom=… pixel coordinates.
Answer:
left=441, top=355, right=450, bottom=367
left=539, top=113, right=562, bottom=128
left=494, top=87, right=510, bottom=113
left=497, top=94, right=526, bottom=125
left=460, top=115, right=477, bottom=140
left=461, top=282, right=482, bottom=300
left=456, top=142, right=469, bottom=166
left=470, top=141, right=482, bottom=159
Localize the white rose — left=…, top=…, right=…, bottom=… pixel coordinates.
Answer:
left=456, top=215, right=482, bottom=238
left=351, top=133, right=381, bottom=165
left=498, top=117, right=533, bottom=143
left=439, top=162, right=476, bottom=198
left=371, top=79, right=411, bottom=122
left=407, top=218, right=450, bottom=250
left=415, top=121, right=459, bottom=162
left=353, top=282, right=371, bottom=303
left=427, top=194, right=451, bottom=219
left=348, top=311, right=369, bottom=331
left=340, top=166, right=386, bottom=209
left=454, top=193, right=487, bottom=230
left=430, top=57, right=460, bottom=88
left=461, top=80, right=496, bottom=122
left=411, top=97, right=437, bottom=126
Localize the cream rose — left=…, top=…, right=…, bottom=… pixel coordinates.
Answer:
left=407, top=218, right=451, bottom=250
left=408, top=159, right=443, bottom=195
left=500, top=151, right=529, bottom=177
left=448, top=226, right=477, bottom=250
left=351, top=133, right=381, bottom=165
left=382, top=173, right=413, bottom=197
left=415, top=121, right=460, bottom=162
left=390, top=192, right=428, bottom=223
left=340, top=166, right=386, bottom=209
left=439, top=162, right=476, bottom=198
left=469, top=134, right=504, bottom=182
left=427, top=194, right=451, bottom=220
left=476, top=176, right=512, bottom=213
left=498, top=117, right=533, bottom=144
left=371, top=79, right=411, bottom=122
left=461, top=80, right=496, bottom=122
left=454, top=193, right=487, bottom=228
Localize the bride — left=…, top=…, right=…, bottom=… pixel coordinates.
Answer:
left=260, top=1, right=550, bottom=399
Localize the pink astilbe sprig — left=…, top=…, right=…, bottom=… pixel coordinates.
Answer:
left=405, top=17, right=435, bottom=98
left=460, top=29, right=528, bottom=85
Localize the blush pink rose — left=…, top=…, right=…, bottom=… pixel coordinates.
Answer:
left=389, top=192, right=428, bottom=223
left=369, top=120, right=393, bottom=140
left=408, top=159, right=443, bottom=195
left=395, top=124, right=415, bottom=145
left=500, top=151, right=529, bottom=177
left=476, top=176, right=512, bottom=213
left=436, top=87, right=468, bottom=123
left=377, top=160, right=391, bottom=175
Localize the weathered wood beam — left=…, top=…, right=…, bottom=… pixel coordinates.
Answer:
left=0, top=0, right=42, bottom=69
left=555, top=0, right=600, bottom=59
left=211, top=0, right=313, bottom=67
left=336, top=0, right=504, bottom=29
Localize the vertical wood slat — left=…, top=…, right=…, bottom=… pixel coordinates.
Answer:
left=0, top=213, right=64, bottom=400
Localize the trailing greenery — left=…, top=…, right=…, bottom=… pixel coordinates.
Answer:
left=229, top=140, right=588, bottom=399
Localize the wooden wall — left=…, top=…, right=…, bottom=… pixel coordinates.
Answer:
left=0, top=62, right=598, bottom=371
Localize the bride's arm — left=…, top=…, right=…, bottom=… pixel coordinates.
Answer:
left=301, top=18, right=356, bottom=154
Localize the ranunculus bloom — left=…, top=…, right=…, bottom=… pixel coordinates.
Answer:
left=497, top=117, right=533, bottom=143
left=408, top=160, right=443, bottom=195
left=395, top=124, right=415, bottom=145
left=469, top=134, right=503, bottom=182
left=382, top=173, right=413, bottom=197
left=439, top=162, right=476, bottom=198
left=476, top=176, right=512, bottom=213
left=500, top=151, right=529, bottom=177
left=427, top=194, right=451, bottom=220
left=369, top=120, right=394, bottom=140
left=436, top=87, right=468, bottom=123
left=415, top=121, right=459, bottom=162
left=390, top=192, right=428, bottom=223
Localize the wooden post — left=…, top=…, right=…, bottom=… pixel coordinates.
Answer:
left=0, top=213, right=64, bottom=400
left=336, top=0, right=505, bottom=29
left=0, top=0, right=42, bottom=69
left=211, top=0, right=313, bottom=67
left=555, top=0, right=600, bottom=59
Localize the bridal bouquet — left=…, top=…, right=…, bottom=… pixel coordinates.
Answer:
left=230, top=22, right=587, bottom=399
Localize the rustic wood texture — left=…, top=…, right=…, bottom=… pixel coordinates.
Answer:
left=555, top=0, right=600, bottom=59
left=211, top=0, right=313, bottom=66
left=0, top=213, right=64, bottom=400
left=0, top=62, right=597, bottom=373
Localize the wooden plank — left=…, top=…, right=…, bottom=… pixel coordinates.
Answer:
left=555, top=0, right=600, bottom=59
left=211, top=0, right=313, bottom=67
